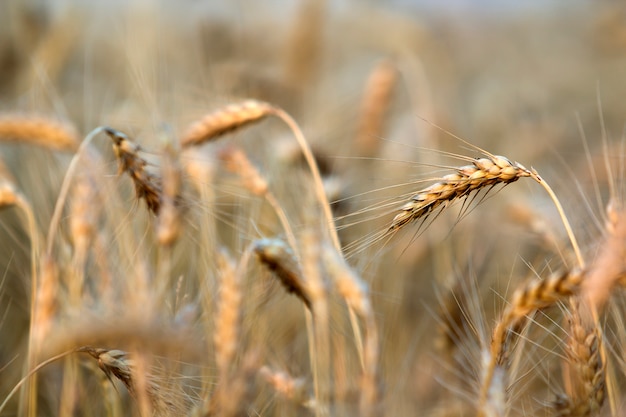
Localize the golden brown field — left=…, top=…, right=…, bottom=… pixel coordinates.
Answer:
left=1, top=1, right=626, bottom=416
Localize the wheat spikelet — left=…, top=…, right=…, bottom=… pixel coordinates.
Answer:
left=214, top=249, right=242, bottom=381
left=355, top=59, right=397, bottom=158
left=180, top=100, right=274, bottom=147
left=254, top=238, right=312, bottom=310
left=553, top=298, right=605, bottom=417
left=104, top=127, right=162, bottom=215
left=389, top=155, right=533, bottom=232
left=0, top=115, right=79, bottom=151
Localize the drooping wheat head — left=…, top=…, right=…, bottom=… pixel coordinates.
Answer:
left=104, top=127, right=162, bottom=215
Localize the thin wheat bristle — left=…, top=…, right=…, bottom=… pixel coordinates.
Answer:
left=553, top=299, right=605, bottom=417
left=389, top=155, right=532, bottom=232
left=0, top=115, right=80, bottom=151
left=253, top=238, right=312, bottom=310
left=181, top=100, right=275, bottom=148
left=104, top=127, right=162, bottom=215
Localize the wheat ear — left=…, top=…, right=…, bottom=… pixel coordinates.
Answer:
left=104, top=127, right=162, bottom=215
left=388, top=121, right=584, bottom=268
left=389, top=155, right=532, bottom=232
left=180, top=100, right=274, bottom=147
left=253, top=238, right=312, bottom=310
left=553, top=298, right=605, bottom=417
left=214, top=249, right=242, bottom=382
left=79, top=347, right=178, bottom=416
left=0, top=115, right=80, bottom=151
left=478, top=269, right=584, bottom=416
left=355, top=59, right=397, bottom=158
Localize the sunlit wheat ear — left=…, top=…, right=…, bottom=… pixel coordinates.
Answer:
left=0, top=115, right=80, bottom=151
left=214, top=249, right=242, bottom=382
left=355, top=58, right=397, bottom=158
left=386, top=146, right=584, bottom=267
left=180, top=100, right=275, bottom=147
left=104, top=127, right=162, bottom=215
left=253, top=238, right=312, bottom=311
left=478, top=268, right=584, bottom=417
left=553, top=298, right=605, bottom=417
left=388, top=155, right=532, bottom=232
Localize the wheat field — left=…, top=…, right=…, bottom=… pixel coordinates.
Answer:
left=1, top=1, right=626, bottom=416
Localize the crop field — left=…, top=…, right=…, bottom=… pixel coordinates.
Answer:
left=1, top=1, right=626, bottom=416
